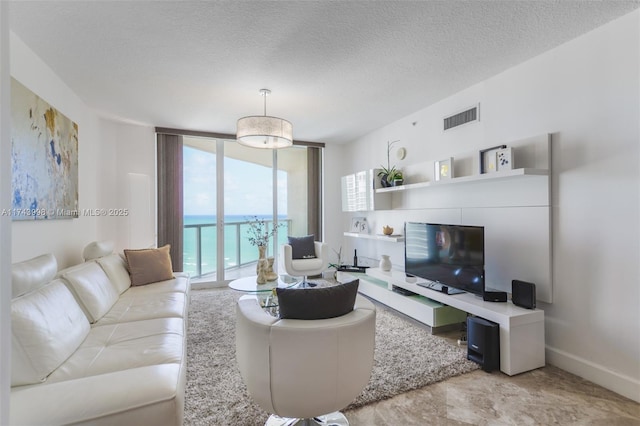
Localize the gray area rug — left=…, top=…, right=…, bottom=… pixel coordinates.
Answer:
left=185, top=287, right=479, bottom=425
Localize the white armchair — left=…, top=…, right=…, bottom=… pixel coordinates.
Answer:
left=235, top=294, right=376, bottom=426
left=280, top=241, right=329, bottom=287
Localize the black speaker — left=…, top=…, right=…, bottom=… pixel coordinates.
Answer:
left=467, top=316, right=500, bottom=372
left=483, top=290, right=507, bottom=302
left=512, top=280, right=536, bottom=309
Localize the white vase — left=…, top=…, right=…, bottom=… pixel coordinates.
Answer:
left=379, top=255, right=392, bottom=271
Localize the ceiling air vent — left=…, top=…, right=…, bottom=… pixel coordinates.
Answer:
left=443, top=104, right=479, bottom=131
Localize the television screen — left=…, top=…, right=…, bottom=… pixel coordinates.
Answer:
left=404, top=222, right=485, bottom=296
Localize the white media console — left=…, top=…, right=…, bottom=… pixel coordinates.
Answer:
left=342, top=267, right=545, bottom=376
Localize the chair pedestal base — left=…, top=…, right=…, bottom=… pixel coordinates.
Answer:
left=265, top=411, right=349, bottom=426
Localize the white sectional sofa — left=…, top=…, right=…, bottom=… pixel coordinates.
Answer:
left=9, top=242, right=190, bottom=426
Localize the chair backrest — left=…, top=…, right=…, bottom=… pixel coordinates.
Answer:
left=236, top=294, right=376, bottom=419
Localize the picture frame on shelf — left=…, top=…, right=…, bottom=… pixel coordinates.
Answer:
left=435, top=157, right=454, bottom=181
left=496, top=147, right=513, bottom=171
left=350, top=217, right=369, bottom=234
left=479, top=144, right=507, bottom=174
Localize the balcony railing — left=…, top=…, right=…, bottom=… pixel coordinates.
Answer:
left=184, top=219, right=291, bottom=278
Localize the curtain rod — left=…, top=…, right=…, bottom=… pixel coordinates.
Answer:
left=155, top=127, right=325, bottom=148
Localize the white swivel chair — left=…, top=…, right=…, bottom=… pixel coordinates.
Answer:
left=281, top=240, right=329, bottom=287
left=235, top=293, right=376, bottom=426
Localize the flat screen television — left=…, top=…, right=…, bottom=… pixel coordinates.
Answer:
left=404, top=222, right=485, bottom=296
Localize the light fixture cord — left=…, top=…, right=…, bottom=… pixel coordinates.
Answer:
left=263, top=91, right=267, bottom=116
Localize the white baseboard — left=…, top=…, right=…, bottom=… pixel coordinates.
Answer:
left=546, top=346, right=640, bottom=403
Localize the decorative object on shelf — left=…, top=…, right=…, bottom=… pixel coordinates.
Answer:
left=350, top=217, right=369, bottom=234
left=496, top=147, right=513, bottom=171
left=396, top=147, right=407, bottom=160
left=382, top=225, right=394, bottom=235
left=379, top=255, right=392, bottom=271
left=378, top=139, right=402, bottom=187
left=479, top=144, right=507, bottom=174
left=236, top=88, right=293, bottom=149
left=435, top=157, right=454, bottom=181
left=265, top=257, right=278, bottom=281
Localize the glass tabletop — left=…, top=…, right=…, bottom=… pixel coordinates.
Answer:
left=228, top=275, right=299, bottom=293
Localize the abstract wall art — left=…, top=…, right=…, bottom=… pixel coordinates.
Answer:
left=11, top=78, right=78, bottom=220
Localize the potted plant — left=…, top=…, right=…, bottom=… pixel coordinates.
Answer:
left=377, top=140, right=402, bottom=187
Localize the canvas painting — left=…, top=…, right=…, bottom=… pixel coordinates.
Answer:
left=11, top=78, right=78, bottom=220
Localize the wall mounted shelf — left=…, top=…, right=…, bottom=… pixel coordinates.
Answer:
left=375, top=168, right=548, bottom=193
left=343, top=232, right=404, bottom=242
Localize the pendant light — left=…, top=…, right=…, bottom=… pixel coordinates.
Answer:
left=236, top=89, right=293, bottom=149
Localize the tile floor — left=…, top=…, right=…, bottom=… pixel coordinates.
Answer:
left=346, top=304, right=640, bottom=425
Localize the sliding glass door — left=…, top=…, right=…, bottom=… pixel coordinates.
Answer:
left=181, top=136, right=312, bottom=283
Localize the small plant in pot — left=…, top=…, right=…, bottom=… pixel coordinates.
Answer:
left=378, top=140, right=403, bottom=187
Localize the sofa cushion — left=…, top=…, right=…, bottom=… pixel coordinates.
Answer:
left=276, top=279, right=359, bottom=320
left=47, top=318, right=184, bottom=382
left=124, top=245, right=174, bottom=286
left=82, top=240, right=115, bottom=261
left=96, top=254, right=131, bottom=294
left=288, top=235, right=316, bottom=259
left=12, top=253, right=58, bottom=298
left=96, top=291, right=187, bottom=326
left=61, top=262, right=120, bottom=323
left=11, top=279, right=90, bottom=386
left=123, top=274, right=189, bottom=295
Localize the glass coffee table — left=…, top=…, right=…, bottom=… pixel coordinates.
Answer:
left=229, top=275, right=300, bottom=315
left=228, top=275, right=299, bottom=293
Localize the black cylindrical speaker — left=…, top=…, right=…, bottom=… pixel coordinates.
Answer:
left=467, top=316, right=500, bottom=372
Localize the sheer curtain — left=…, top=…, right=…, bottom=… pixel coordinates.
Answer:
left=156, top=133, right=184, bottom=272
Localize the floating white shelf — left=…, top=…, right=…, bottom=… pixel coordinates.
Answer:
left=375, top=168, right=548, bottom=193
left=343, top=232, right=404, bottom=242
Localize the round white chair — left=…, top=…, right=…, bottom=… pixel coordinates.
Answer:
left=235, top=294, right=376, bottom=426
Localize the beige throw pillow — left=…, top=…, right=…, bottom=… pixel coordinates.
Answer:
left=124, top=245, right=174, bottom=286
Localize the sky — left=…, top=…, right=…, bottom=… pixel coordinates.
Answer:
left=183, top=145, right=287, bottom=217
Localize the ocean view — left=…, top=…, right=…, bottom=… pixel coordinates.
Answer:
left=183, top=215, right=289, bottom=277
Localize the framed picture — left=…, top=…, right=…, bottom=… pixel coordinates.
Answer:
left=350, top=217, right=369, bottom=234
left=496, top=147, right=513, bottom=171
left=435, top=157, right=454, bottom=181
left=479, top=144, right=506, bottom=174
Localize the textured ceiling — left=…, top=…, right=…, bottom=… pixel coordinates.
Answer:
left=9, top=1, right=640, bottom=144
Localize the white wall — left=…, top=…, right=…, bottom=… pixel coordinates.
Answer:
left=0, top=4, right=11, bottom=423
left=336, top=11, right=639, bottom=401
left=9, top=34, right=157, bottom=265
left=10, top=33, right=102, bottom=268
left=96, top=118, right=156, bottom=251
left=323, top=143, right=346, bottom=266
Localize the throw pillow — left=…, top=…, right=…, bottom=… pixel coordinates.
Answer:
left=276, top=279, right=359, bottom=320
left=288, top=235, right=316, bottom=259
left=124, top=245, right=174, bottom=286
